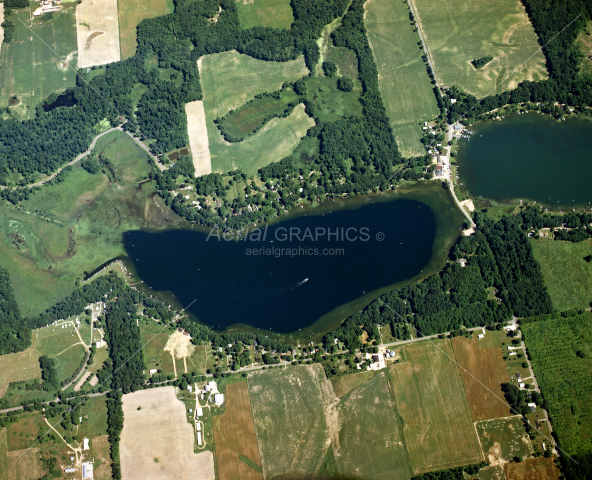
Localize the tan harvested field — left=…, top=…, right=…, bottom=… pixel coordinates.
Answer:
left=334, top=372, right=413, bottom=480
left=451, top=336, right=512, bottom=421
left=6, top=449, right=43, bottom=480
left=74, top=371, right=92, bottom=391
left=185, top=101, right=212, bottom=177
left=0, top=347, right=41, bottom=398
left=76, top=0, right=121, bottom=68
left=120, top=387, right=215, bottom=480
left=90, top=435, right=112, bottom=480
left=213, top=382, right=263, bottom=480
left=0, top=428, right=7, bottom=480
left=248, top=365, right=336, bottom=479
left=504, top=456, right=561, bottom=480
left=330, top=370, right=376, bottom=399
left=389, top=340, right=483, bottom=474
left=412, top=0, right=548, bottom=97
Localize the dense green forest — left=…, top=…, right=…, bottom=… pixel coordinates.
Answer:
left=471, top=56, right=493, bottom=69
left=322, top=209, right=553, bottom=352
left=412, top=462, right=487, bottom=480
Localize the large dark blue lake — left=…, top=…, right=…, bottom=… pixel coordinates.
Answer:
left=457, top=113, right=592, bottom=209
left=124, top=184, right=464, bottom=339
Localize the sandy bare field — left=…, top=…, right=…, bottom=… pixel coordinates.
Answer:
left=185, top=101, right=212, bottom=177
left=74, top=371, right=92, bottom=391
left=76, top=0, right=121, bottom=68
left=120, top=387, right=214, bottom=480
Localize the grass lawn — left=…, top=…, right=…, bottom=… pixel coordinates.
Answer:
left=412, top=0, right=548, bottom=97
left=248, top=365, right=332, bottom=479
left=475, top=416, right=532, bottom=463
left=140, top=323, right=177, bottom=378
left=1, top=132, right=180, bottom=317
left=0, top=8, right=78, bottom=119
left=236, top=0, right=293, bottom=30
left=200, top=51, right=314, bottom=174
left=364, top=0, right=440, bottom=157
left=334, top=372, right=412, bottom=480
left=530, top=237, right=592, bottom=311
left=77, top=396, right=109, bottom=439
left=389, top=339, right=483, bottom=474
left=521, top=313, right=592, bottom=455
left=117, top=0, right=172, bottom=60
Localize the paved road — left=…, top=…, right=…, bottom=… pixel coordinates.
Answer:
left=0, top=125, right=166, bottom=192
left=407, top=0, right=440, bottom=93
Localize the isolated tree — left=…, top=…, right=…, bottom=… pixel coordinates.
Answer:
left=337, top=76, right=353, bottom=92
left=322, top=60, right=337, bottom=77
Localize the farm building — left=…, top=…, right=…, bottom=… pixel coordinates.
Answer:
left=214, top=393, right=224, bottom=405
left=149, top=369, right=157, bottom=375
left=196, top=423, right=201, bottom=431
left=82, top=462, right=93, bottom=479
left=196, top=407, right=204, bottom=417
left=64, top=468, right=76, bottom=473
left=478, top=334, right=484, bottom=339
left=83, top=438, right=90, bottom=450
left=197, top=431, right=203, bottom=445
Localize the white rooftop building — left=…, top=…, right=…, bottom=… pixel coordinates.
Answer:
left=83, top=438, right=90, bottom=450
left=196, top=407, right=204, bottom=417
left=214, top=393, right=224, bottom=405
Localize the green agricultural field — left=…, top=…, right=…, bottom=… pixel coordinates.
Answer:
left=575, top=20, right=592, bottom=76
left=411, top=0, right=548, bottom=98
left=248, top=365, right=332, bottom=479
left=236, top=0, right=294, bottom=30
left=364, top=0, right=440, bottom=157
left=0, top=8, right=78, bottom=119
left=389, top=340, right=483, bottom=474
left=118, top=0, right=173, bottom=60
left=475, top=417, right=532, bottom=463
left=1, top=131, right=179, bottom=317
left=200, top=51, right=314, bottom=174
left=530, top=237, right=592, bottom=311
left=521, top=313, right=592, bottom=455
left=334, top=372, right=412, bottom=480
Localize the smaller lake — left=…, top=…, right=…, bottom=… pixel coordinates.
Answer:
left=457, top=113, right=592, bottom=209
left=43, top=93, right=76, bottom=112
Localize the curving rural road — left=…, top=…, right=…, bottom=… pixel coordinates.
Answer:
left=1, top=125, right=165, bottom=191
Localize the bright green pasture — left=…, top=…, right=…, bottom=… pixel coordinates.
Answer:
left=530, top=237, right=592, bottom=311
left=364, top=0, right=439, bottom=157
left=236, top=0, right=294, bottom=30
